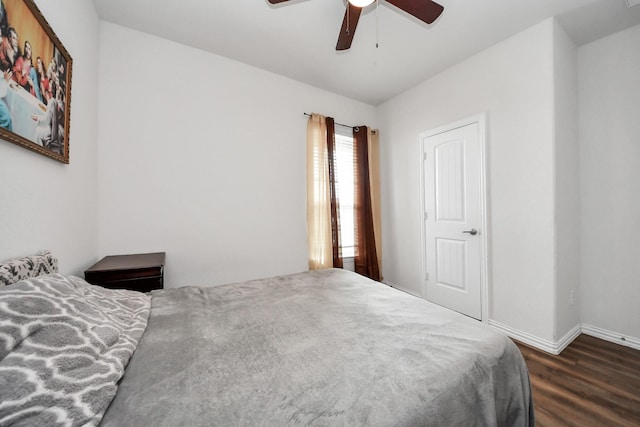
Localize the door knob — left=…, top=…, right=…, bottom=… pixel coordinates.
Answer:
left=462, top=229, right=478, bottom=236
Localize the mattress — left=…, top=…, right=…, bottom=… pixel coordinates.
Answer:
left=99, top=268, right=534, bottom=426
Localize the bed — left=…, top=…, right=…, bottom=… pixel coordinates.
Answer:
left=0, top=253, right=534, bottom=426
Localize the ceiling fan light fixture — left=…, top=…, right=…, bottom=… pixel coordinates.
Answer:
left=348, top=0, right=375, bottom=8
left=271, top=0, right=444, bottom=50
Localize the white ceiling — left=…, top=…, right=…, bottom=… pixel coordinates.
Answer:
left=93, top=0, right=640, bottom=105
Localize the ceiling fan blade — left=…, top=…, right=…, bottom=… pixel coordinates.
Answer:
left=267, top=0, right=292, bottom=4
left=336, top=4, right=363, bottom=51
left=385, top=0, right=444, bottom=24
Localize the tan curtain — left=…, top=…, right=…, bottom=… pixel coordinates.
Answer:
left=307, top=114, right=332, bottom=270
left=368, top=129, right=382, bottom=278
left=354, top=126, right=381, bottom=281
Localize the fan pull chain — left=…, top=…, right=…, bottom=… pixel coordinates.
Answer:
left=375, top=0, right=379, bottom=48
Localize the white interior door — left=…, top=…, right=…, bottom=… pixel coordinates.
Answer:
left=422, top=121, right=484, bottom=320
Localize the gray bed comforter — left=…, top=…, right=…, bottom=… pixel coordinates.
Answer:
left=100, top=268, right=534, bottom=426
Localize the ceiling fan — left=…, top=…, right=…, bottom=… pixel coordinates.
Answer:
left=267, top=0, right=444, bottom=50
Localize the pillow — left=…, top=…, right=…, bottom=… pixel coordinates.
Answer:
left=0, top=273, right=151, bottom=426
left=0, top=250, right=59, bottom=287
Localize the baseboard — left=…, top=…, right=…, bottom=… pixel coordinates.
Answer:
left=381, top=285, right=640, bottom=353
left=490, top=320, right=640, bottom=354
left=581, top=324, right=640, bottom=351
left=555, top=324, right=584, bottom=353
left=488, top=320, right=580, bottom=355
left=383, top=280, right=422, bottom=298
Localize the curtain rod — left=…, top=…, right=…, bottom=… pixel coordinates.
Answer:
left=303, top=113, right=357, bottom=130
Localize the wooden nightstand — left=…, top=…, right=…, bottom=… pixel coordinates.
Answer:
left=84, top=252, right=165, bottom=292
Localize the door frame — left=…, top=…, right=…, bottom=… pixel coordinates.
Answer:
left=419, top=113, right=489, bottom=322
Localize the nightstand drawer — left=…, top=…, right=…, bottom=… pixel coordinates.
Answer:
left=85, top=270, right=163, bottom=292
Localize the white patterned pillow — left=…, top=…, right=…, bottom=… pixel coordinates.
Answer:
left=0, top=250, right=59, bottom=287
left=0, top=274, right=151, bottom=426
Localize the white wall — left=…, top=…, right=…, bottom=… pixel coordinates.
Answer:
left=579, top=24, right=640, bottom=341
left=97, top=23, right=376, bottom=288
left=377, top=19, right=558, bottom=342
left=0, top=0, right=99, bottom=275
left=553, top=21, right=581, bottom=341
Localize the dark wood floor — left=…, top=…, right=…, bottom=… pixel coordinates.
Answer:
left=515, top=334, right=640, bottom=427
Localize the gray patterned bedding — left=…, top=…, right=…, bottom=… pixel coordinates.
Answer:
left=0, top=274, right=150, bottom=426
left=1, top=268, right=534, bottom=426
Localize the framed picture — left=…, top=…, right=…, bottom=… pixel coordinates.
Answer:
left=0, top=0, right=72, bottom=163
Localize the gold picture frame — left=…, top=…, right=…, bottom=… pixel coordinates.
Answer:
left=0, top=0, right=72, bottom=163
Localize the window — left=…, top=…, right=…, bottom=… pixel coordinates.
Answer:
left=306, top=113, right=381, bottom=279
left=334, top=129, right=355, bottom=258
